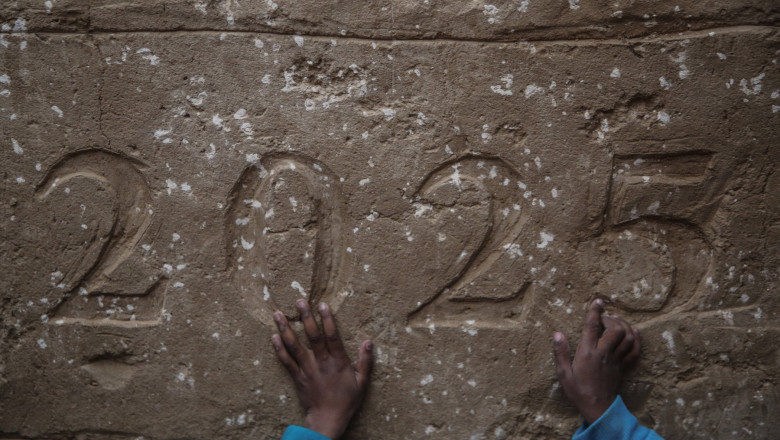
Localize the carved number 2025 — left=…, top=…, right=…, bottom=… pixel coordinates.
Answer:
left=37, top=148, right=718, bottom=329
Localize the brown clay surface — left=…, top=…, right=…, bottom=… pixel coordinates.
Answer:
left=1, top=1, right=778, bottom=439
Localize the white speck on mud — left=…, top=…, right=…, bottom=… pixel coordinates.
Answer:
left=536, top=231, right=554, bottom=249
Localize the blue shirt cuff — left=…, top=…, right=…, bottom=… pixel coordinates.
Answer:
left=572, top=395, right=663, bottom=440
left=281, top=425, right=332, bottom=440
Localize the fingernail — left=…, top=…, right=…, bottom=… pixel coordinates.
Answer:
left=595, top=298, right=604, bottom=306
left=297, top=300, right=310, bottom=317
left=319, top=302, right=329, bottom=315
left=271, top=335, right=281, bottom=351
left=366, top=341, right=374, bottom=351
left=554, top=332, right=563, bottom=342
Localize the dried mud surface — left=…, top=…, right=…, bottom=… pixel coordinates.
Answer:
left=0, top=1, right=778, bottom=439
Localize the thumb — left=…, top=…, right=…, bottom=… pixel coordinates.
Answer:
left=355, top=340, right=374, bottom=390
left=553, top=332, right=573, bottom=383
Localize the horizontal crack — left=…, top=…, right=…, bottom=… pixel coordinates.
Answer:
left=3, top=24, right=776, bottom=45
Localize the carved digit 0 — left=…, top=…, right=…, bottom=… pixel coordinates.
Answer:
left=36, top=149, right=164, bottom=327
left=227, top=153, right=351, bottom=325
left=407, top=155, right=533, bottom=329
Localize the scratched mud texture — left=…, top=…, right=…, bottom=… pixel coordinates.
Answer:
left=1, top=1, right=778, bottom=439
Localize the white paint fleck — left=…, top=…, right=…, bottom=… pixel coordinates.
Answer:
left=524, top=84, right=544, bottom=98
left=254, top=39, right=264, bottom=49
left=536, top=231, right=554, bottom=249
left=11, top=138, right=23, bottom=155
left=359, top=178, right=371, bottom=186
left=483, top=5, right=500, bottom=24
left=517, top=1, right=529, bottom=13
left=413, top=203, right=432, bottom=217
left=233, top=108, right=248, bottom=119
left=646, top=200, right=660, bottom=213
left=13, top=18, right=27, bottom=32
left=657, top=111, right=671, bottom=125
left=662, top=330, right=675, bottom=354
left=172, top=233, right=181, bottom=242
left=239, top=122, right=253, bottom=136
left=241, top=236, right=255, bottom=250
left=490, top=74, right=513, bottom=96
left=293, top=35, right=304, bottom=47
left=716, top=52, right=727, bottom=60
left=659, top=77, right=672, bottom=90
left=291, top=281, right=307, bottom=298
left=420, top=374, right=434, bottom=386
left=51, top=105, right=63, bottom=117
left=37, top=338, right=47, bottom=349
left=246, top=153, right=259, bottom=163
left=381, top=108, right=396, bottom=120
left=0, top=74, right=9, bottom=85
left=568, top=0, right=580, bottom=10
left=610, top=67, right=621, bottom=78
left=503, top=243, right=523, bottom=258
left=739, top=73, right=765, bottom=96
left=136, top=48, right=160, bottom=66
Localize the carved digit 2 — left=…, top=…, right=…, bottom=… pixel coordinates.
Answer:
left=36, top=149, right=158, bottom=323
left=408, top=155, right=533, bottom=329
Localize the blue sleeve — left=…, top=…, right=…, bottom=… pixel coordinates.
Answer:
left=572, top=396, right=664, bottom=440
left=281, top=425, right=332, bottom=440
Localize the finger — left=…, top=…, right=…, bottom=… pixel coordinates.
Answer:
left=581, top=299, right=605, bottom=349
left=611, top=315, right=636, bottom=359
left=297, top=300, right=327, bottom=361
left=624, top=327, right=642, bottom=366
left=272, top=334, right=300, bottom=378
left=553, top=332, right=573, bottom=384
left=355, top=340, right=374, bottom=391
left=274, top=310, right=311, bottom=369
left=319, top=302, right=349, bottom=363
left=598, top=315, right=627, bottom=353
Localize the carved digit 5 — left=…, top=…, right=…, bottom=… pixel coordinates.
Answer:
left=227, top=153, right=351, bottom=325
left=36, top=149, right=163, bottom=326
left=407, top=155, right=533, bottom=329
left=582, top=150, right=720, bottom=317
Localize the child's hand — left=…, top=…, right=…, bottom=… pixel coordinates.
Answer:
left=272, top=301, right=373, bottom=439
left=552, top=299, right=641, bottom=424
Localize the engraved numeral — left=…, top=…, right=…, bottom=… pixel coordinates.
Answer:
left=583, top=150, right=719, bottom=316
left=227, top=153, right=351, bottom=325
left=36, top=150, right=164, bottom=326
left=408, top=155, right=532, bottom=329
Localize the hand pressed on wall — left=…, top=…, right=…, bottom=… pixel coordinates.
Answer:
left=272, top=301, right=373, bottom=439
left=552, top=299, right=641, bottom=425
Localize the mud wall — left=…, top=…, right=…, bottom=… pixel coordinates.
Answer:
left=1, top=1, right=778, bottom=439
